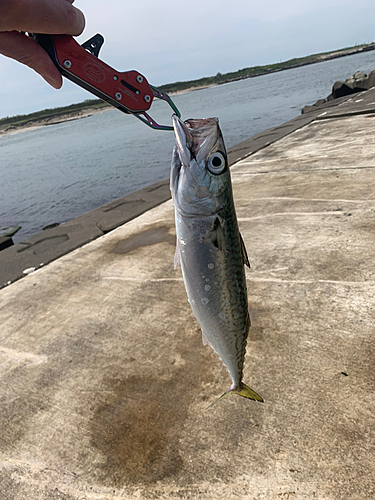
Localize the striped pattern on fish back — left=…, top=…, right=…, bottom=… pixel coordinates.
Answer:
left=214, top=201, right=250, bottom=386
left=177, top=192, right=250, bottom=387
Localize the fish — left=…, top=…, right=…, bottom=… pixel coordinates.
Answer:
left=170, top=115, right=263, bottom=408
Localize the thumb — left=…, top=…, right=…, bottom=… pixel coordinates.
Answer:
left=1, top=0, right=85, bottom=36
left=0, top=31, right=62, bottom=88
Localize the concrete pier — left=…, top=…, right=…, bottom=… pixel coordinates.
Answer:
left=1, top=90, right=375, bottom=499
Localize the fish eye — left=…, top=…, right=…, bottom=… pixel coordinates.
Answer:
left=207, top=152, right=226, bottom=175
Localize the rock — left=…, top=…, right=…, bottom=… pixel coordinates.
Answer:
left=0, top=225, right=21, bottom=238
left=345, top=77, right=355, bottom=89
left=333, top=70, right=372, bottom=98
left=314, top=99, right=326, bottom=107
left=301, top=98, right=326, bottom=114
left=353, top=78, right=369, bottom=91
left=304, top=67, right=375, bottom=112
left=344, top=71, right=369, bottom=91
left=0, top=237, right=13, bottom=252
left=354, top=71, right=367, bottom=80
left=301, top=105, right=314, bottom=114
left=367, top=69, right=375, bottom=89
left=332, top=80, right=357, bottom=98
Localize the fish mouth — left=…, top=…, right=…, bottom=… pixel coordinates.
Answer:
left=172, top=115, right=220, bottom=163
left=172, top=115, right=219, bottom=135
left=184, top=117, right=219, bottom=131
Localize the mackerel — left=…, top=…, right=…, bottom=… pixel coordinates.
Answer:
left=171, top=115, right=263, bottom=407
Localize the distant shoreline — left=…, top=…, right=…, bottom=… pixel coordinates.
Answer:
left=0, top=86, right=214, bottom=138
left=1, top=42, right=374, bottom=138
left=158, top=43, right=375, bottom=94
left=0, top=107, right=110, bottom=138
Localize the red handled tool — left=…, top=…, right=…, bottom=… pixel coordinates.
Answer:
left=32, top=33, right=180, bottom=131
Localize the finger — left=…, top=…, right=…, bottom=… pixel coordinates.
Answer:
left=1, top=0, right=85, bottom=36
left=0, top=31, right=62, bottom=88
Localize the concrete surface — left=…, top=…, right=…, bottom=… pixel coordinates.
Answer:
left=0, top=93, right=355, bottom=290
left=0, top=179, right=171, bottom=289
left=1, top=95, right=375, bottom=499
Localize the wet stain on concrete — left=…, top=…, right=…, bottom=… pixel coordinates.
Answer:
left=248, top=308, right=265, bottom=341
left=111, top=226, right=175, bottom=255
left=90, top=375, right=184, bottom=486
left=90, top=332, right=215, bottom=488
left=248, top=324, right=265, bottom=342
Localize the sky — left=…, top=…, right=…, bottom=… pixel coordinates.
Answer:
left=0, top=0, right=375, bottom=118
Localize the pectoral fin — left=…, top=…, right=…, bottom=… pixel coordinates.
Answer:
left=208, top=216, right=226, bottom=251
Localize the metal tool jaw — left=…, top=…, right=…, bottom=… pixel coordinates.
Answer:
left=32, top=33, right=180, bottom=131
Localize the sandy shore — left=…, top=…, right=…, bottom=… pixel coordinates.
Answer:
left=2, top=43, right=374, bottom=138
left=0, top=106, right=111, bottom=138
left=0, top=84, right=217, bottom=138
left=168, top=83, right=218, bottom=96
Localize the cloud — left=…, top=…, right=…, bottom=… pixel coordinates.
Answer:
left=0, top=0, right=374, bottom=117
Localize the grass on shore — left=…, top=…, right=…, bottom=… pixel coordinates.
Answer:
left=1, top=42, right=374, bottom=131
left=0, top=99, right=108, bottom=131
left=158, top=43, right=375, bottom=94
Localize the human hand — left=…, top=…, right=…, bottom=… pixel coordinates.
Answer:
left=0, top=0, right=85, bottom=88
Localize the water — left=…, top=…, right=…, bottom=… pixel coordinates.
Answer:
left=1, top=50, right=375, bottom=243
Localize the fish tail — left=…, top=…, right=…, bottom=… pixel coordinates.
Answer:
left=233, top=383, right=264, bottom=402
left=207, top=383, right=263, bottom=409
left=206, top=388, right=232, bottom=409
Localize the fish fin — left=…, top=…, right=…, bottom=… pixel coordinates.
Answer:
left=207, top=383, right=263, bottom=409
left=174, top=239, right=180, bottom=269
left=206, top=388, right=232, bottom=409
left=208, top=217, right=226, bottom=251
left=170, top=145, right=181, bottom=196
left=233, top=383, right=263, bottom=402
left=201, top=331, right=212, bottom=347
left=240, top=233, right=250, bottom=268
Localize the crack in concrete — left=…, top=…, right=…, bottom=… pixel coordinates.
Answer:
left=232, top=165, right=375, bottom=175
left=102, top=277, right=184, bottom=282
left=248, top=277, right=375, bottom=285
left=238, top=211, right=345, bottom=221
left=236, top=197, right=368, bottom=203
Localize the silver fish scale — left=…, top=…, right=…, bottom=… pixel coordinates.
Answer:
left=171, top=116, right=263, bottom=404
left=176, top=194, right=250, bottom=387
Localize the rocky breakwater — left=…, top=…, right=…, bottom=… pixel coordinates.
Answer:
left=0, top=226, right=21, bottom=251
left=302, top=70, right=375, bottom=113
